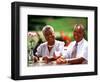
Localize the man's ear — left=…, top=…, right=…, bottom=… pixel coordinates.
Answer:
left=83, top=31, right=85, bottom=37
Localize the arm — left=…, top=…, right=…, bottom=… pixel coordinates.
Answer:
left=42, top=55, right=62, bottom=63
left=68, top=43, right=88, bottom=64
left=66, top=57, right=86, bottom=64
left=33, top=44, right=42, bottom=62
left=56, top=57, right=86, bottom=64
left=48, top=55, right=62, bottom=61
left=66, top=41, right=88, bottom=64
left=32, top=55, right=39, bottom=62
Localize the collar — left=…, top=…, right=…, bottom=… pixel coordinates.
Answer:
left=46, top=40, right=56, bottom=46
left=76, top=38, right=84, bottom=46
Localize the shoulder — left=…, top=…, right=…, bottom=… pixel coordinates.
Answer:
left=66, top=41, right=75, bottom=50
left=55, top=40, right=65, bottom=44
left=68, top=41, right=76, bottom=47
left=83, top=39, right=88, bottom=48
left=83, top=39, right=88, bottom=44
left=55, top=40, right=65, bottom=46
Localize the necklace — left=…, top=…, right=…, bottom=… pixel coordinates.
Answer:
left=48, top=45, right=54, bottom=47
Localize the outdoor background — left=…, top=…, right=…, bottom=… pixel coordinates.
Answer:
left=27, top=15, right=88, bottom=66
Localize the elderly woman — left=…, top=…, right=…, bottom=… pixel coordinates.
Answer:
left=33, top=25, right=64, bottom=63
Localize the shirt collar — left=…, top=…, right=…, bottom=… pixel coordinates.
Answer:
left=76, top=38, right=84, bottom=46
left=46, top=40, right=56, bottom=46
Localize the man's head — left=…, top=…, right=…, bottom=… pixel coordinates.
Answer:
left=73, top=24, right=85, bottom=42
left=42, top=25, right=55, bottom=45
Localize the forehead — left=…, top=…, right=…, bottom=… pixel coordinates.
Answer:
left=44, top=27, right=53, bottom=32
left=44, top=28, right=53, bottom=35
left=45, top=27, right=51, bottom=31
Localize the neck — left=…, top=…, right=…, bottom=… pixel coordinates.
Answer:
left=48, top=40, right=55, bottom=46
left=76, top=38, right=83, bottom=43
left=48, top=45, right=54, bottom=47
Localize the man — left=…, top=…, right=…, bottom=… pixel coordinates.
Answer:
left=56, top=24, right=88, bottom=64
left=33, top=25, right=64, bottom=63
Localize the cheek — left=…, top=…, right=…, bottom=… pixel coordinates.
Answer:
left=73, top=33, right=80, bottom=39
left=73, top=33, right=77, bottom=37
left=49, top=34, right=55, bottom=39
left=52, top=35, right=55, bottom=39
left=45, top=35, right=55, bottom=41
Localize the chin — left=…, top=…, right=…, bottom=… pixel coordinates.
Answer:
left=74, top=39, right=79, bottom=42
left=48, top=40, right=55, bottom=44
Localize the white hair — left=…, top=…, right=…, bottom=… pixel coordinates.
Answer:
left=42, top=25, right=54, bottom=34
left=74, top=24, right=85, bottom=31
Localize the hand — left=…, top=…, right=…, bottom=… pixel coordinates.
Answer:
left=42, top=56, right=49, bottom=64
left=32, top=56, right=39, bottom=63
left=53, top=54, right=62, bottom=60
left=56, top=57, right=66, bottom=64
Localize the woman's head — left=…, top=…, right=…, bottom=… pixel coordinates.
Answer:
left=42, top=25, right=55, bottom=45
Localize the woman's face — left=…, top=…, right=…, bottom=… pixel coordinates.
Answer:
left=43, top=28, right=55, bottom=45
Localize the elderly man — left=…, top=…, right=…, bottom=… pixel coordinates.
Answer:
left=33, top=25, right=64, bottom=63
left=56, top=24, right=88, bottom=64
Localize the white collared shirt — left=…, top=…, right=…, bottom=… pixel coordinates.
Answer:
left=63, top=38, right=88, bottom=61
left=35, top=40, right=64, bottom=57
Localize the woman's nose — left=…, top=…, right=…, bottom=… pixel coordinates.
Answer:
left=48, top=35, right=52, bottom=38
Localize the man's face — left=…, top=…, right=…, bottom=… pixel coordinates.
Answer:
left=73, top=26, right=84, bottom=42
left=44, top=28, right=55, bottom=45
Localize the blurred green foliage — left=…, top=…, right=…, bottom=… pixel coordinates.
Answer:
left=28, top=15, right=88, bottom=40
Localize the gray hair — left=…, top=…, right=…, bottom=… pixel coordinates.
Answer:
left=42, top=25, right=55, bottom=34
left=74, top=24, right=85, bottom=31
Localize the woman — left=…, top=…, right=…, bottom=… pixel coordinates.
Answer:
left=33, top=25, right=64, bottom=63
